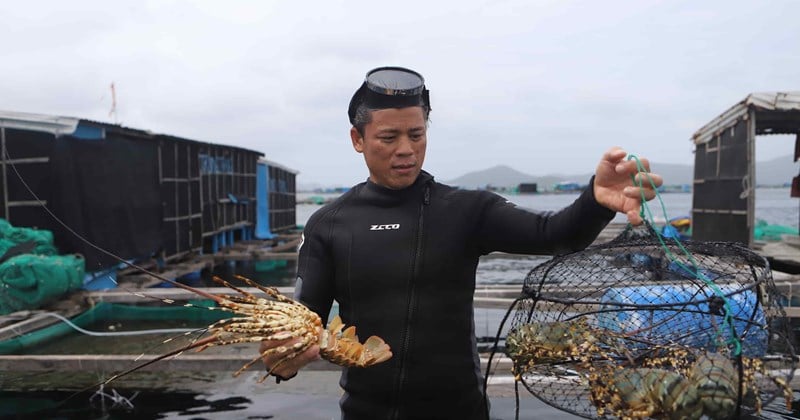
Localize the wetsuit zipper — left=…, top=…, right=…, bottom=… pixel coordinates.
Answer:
left=391, top=184, right=430, bottom=420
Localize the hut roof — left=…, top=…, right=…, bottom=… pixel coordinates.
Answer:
left=691, top=91, right=800, bottom=145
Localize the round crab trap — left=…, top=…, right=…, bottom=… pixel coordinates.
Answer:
left=502, top=223, right=796, bottom=419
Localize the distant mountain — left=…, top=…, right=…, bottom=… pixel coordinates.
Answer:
left=297, top=155, right=797, bottom=191
left=444, top=154, right=797, bottom=190
left=651, top=163, right=694, bottom=186
left=445, top=165, right=592, bottom=190
left=756, top=154, right=799, bottom=187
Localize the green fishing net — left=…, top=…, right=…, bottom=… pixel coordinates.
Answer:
left=0, top=218, right=85, bottom=315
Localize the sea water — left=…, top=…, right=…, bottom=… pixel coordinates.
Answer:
left=298, top=187, right=798, bottom=231
left=296, top=187, right=798, bottom=287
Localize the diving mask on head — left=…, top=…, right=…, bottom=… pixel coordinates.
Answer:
left=347, top=66, right=431, bottom=125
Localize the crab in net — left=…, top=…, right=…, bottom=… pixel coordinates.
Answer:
left=495, top=224, right=796, bottom=420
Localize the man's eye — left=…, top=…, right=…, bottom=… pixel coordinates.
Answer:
left=378, top=137, right=395, bottom=142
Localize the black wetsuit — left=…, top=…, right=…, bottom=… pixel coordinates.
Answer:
left=295, top=171, right=614, bottom=420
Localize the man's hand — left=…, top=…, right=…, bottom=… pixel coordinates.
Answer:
left=593, top=146, right=663, bottom=225
left=260, top=332, right=321, bottom=382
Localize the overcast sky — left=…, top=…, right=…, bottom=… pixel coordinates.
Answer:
left=1, top=0, right=798, bottom=187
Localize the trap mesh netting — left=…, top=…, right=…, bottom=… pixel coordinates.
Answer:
left=503, top=224, right=796, bottom=420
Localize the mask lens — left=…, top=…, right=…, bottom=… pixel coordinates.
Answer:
left=365, top=67, right=425, bottom=96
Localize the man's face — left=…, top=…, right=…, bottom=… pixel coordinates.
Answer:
left=350, top=106, right=427, bottom=190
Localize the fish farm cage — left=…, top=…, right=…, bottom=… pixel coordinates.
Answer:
left=0, top=110, right=297, bottom=274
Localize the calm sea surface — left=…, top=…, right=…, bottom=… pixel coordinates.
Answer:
left=293, top=187, right=798, bottom=289
left=298, top=187, right=799, bottom=228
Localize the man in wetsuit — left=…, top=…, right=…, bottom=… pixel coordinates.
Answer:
left=260, top=66, right=663, bottom=419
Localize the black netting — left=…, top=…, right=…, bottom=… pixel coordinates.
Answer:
left=502, top=223, right=796, bottom=419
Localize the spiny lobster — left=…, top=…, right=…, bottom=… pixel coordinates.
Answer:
left=590, top=351, right=793, bottom=420
left=98, top=273, right=393, bottom=386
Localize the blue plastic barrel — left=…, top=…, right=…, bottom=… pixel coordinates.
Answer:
left=598, top=284, right=768, bottom=357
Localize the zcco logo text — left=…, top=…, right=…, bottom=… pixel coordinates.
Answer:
left=370, top=224, right=400, bottom=231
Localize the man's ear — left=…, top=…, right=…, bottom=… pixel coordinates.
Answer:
left=350, top=127, right=364, bottom=153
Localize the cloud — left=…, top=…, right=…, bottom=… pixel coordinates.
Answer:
left=0, top=0, right=798, bottom=187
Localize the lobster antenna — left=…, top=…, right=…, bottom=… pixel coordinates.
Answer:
left=58, top=333, right=218, bottom=407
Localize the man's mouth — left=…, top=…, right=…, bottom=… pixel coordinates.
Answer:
left=393, top=163, right=415, bottom=170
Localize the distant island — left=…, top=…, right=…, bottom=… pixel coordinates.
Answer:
left=443, top=154, right=797, bottom=191
left=299, top=154, right=798, bottom=192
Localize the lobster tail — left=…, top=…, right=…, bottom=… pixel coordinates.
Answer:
left=319, top=315, right=392, bottom=368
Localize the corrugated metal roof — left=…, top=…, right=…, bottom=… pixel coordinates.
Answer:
left=0, top=109, right=157, bottom=139
left=0, top=109, right=264, bottom=156
left=0, top=110, right=80, bottom=136
left=691, top=91, right=800, bottom=145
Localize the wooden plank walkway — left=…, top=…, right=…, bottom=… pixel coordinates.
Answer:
left=206, top=236, right=302, bottom=263
left=0, top=352, right=513, bottom=375
left=757, top=238, right=800, bottom=274
left=114, top=234, right=302, bottom=288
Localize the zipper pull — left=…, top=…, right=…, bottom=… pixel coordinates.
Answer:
left=423, top=185, right=430, bottom=205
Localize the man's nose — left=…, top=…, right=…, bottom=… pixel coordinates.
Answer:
left=395, top=137, right=414, bottom=155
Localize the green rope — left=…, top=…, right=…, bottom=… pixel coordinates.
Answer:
left=627, top=154, right=742, bottom=356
